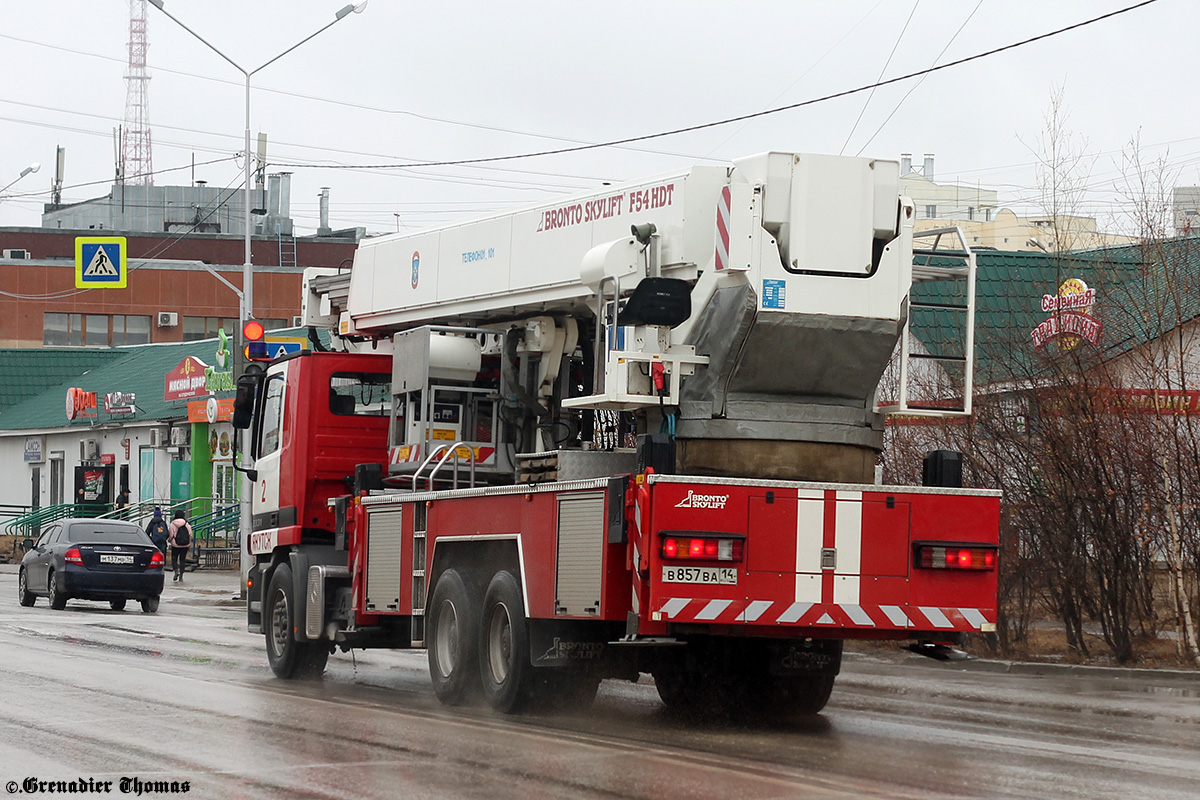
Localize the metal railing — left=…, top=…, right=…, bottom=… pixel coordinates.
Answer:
left=410, top=441, right=478, bottom=491
left=4, top=497, right=239, bottom=543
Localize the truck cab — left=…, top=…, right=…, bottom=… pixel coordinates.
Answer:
left=238, top=351, right=392, bottom=555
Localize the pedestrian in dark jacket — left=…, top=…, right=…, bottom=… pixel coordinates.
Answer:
left=167, top=512, right=193, bottom=582
left=145, top=507, right=169, bottom=554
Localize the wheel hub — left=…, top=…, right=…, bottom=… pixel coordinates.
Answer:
left=486, top=602, right=513, bottom=683
left=270, top=589, right=289, bottom=655
left=435, top=601, right=459, bottom=677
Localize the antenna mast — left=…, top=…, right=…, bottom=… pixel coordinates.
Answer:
left=121, top=0, right=154, bottom=185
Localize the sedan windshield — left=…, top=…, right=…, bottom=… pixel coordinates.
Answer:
left=67, top=525, right=150, bottom=545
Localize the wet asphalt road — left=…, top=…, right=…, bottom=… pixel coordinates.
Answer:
left=1, top=565, right=1197, bottom=800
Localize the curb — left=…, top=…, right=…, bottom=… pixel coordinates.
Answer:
left=844, top=648, right=1198, bottom=680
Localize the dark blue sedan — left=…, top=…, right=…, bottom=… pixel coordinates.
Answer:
left=18, top=518, right=165, bottom=612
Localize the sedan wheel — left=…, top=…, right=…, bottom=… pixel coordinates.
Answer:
left=47, top=569, right=67, bottom=610
left=110, top=598, right=127, bottom=612
left=141, top=595, right=160, bottom=614
left=18, top=569, right=36, bottom=607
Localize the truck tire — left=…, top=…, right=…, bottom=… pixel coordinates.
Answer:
left=18, top=568, right=36, bottom=607
left=265, top=562, right=329, bottom=680
left=428, top=569, right=480, bottom=705
left=47, top=569, right=67, bottom=610
left=769, top=674, right=836, bottom=716
left=479, top=570, right=535, bottom=714
left=652, top=668, right=690, bottom=710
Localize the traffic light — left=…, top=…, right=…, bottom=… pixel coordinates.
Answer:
left=243, top=318, right=269, bottom=361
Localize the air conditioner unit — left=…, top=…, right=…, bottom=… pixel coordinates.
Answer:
left=157, top=312, right=179, bottom=327
left=148, top=428, right=167, bottom=448
left=292, top=315, right=303, bottom=327
left=3, top=248, right=29, bottom=259
left=169, top=427, right=190, bottom=447
left=80, top=439, right=100, bottom=461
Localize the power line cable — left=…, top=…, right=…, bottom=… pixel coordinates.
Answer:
left=854, top=0, right=985, bottom=157
left=270, top=1, right=1161, bottom=173
left=1, top=155, right=240, bottom=201
left=840, top=0, right=920, bottom=156
left=0, top=97, right=612, bottom=189
left=702, top=0, right=887, bottom=158
left=0, top=31, right=718, bottom=165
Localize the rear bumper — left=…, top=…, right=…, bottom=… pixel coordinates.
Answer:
left=61, top=566, right=165, bottom=600
left=648, top=597, right=996, bottom=638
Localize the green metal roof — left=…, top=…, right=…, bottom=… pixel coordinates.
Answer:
left=0, top=329, right=320, bottom=431
left=911, top=238, right=1200, bottom=384
left=0, top=348, right=128, bottom=412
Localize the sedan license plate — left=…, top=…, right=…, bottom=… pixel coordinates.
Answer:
left=99, top=554, right=135, bottom=564
left=661, top=566, right=738, bottom=585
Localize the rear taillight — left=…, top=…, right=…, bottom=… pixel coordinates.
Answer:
left=660, top=533, right=744, bottom=562
left=64, top=547, right=84, bottom=565
left=914, top=542, right=997, bottom=571
left=149, top=551, right=165, bottom=569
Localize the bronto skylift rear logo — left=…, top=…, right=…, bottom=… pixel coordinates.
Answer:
left=675, top=490, right=731, bottom=510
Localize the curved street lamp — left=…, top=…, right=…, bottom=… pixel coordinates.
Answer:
left=147, top=1, right=365, bottom=588
left=1, top=161, right=41, bottom=195
left=148, top=0, right=366, bottom=349
left=0, top=162, right=41, bottom=224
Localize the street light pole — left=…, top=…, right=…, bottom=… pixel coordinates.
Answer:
left=149, top=1, right=365, bottom=351
left=148, top=0, right=365, bottom=591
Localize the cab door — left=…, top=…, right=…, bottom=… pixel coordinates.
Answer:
left=251, top=370, right=287, bottom=523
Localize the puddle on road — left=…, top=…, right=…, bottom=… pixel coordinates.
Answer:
left=1138, top=684, right=1199, bottom=699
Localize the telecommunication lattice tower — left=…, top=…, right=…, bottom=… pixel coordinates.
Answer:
left=121, top=0, right=154, bottom=185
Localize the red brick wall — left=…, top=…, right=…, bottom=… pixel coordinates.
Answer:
left=0, top=229, right=358, bottom=347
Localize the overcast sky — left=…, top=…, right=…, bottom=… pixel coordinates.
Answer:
left=0, top=0, right=1193, bottom=237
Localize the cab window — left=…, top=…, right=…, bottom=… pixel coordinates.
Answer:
left=260, top=374, right=286, bottom=456
left=330, top=372, right=391, bottom=417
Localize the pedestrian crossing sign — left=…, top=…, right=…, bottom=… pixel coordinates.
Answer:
left=75, top=236, right=127, bottom=288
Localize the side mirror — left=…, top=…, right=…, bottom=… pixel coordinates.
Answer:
left=232, top=365, right=265, bottom=429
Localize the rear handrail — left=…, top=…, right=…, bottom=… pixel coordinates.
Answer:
left=426, top=441, right=477, bottom=490
left=411, top=443, right=453, bottom=490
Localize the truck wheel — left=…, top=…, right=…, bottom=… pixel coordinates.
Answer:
left=771, top=674, right=836, bottom=716
left=265, top=562, right=329, bottom=680
left=47, top=569, right=67, bottom=610
left=479, top=570, right=535, bottom=713
left=18, top=568, right=36, bottom=607
left=652, top=668, right=690, bottom=710
left=428, top=569, right=480, bottom=705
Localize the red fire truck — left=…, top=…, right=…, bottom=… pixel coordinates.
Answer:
left=234, top=152, right=999, bottom=718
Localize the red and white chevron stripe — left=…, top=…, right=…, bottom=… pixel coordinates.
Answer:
left=714, top=185, right=731, bottom=271
left=651, top=598, right=994, bottom=631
